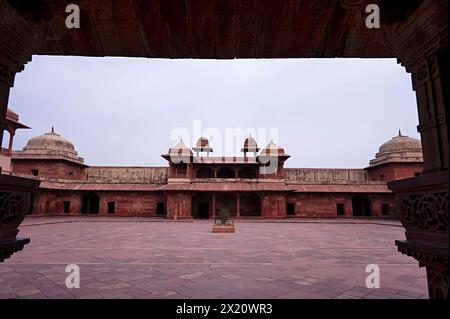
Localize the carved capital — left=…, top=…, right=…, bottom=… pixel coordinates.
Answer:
left=411, top=60, right=429, bottom=90
left=0, top=59, right=21, bottom=87
left=387, top=0, right=449, bottom=72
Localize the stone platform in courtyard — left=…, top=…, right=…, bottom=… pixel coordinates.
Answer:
left=0, top=217, right=427, bottom=299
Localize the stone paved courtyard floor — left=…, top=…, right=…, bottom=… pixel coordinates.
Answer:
left=0, top=217, right=428, bottom=299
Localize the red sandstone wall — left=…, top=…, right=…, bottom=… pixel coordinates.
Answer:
left=286, top=193, right=351, bottom=217
left=86, top=166, right=167, bottom=183
left=367, top=163, right=423, bottom=182
left=31, top=190, right=165, bottom=216
left=285, top=193, right=395, bottom=217
left=261, top=193, right=286, bottom=218
left=284, top=168, right=368, bottom=183
left=30, top=190, right=396, bottom=218
left=11, top=159, right=86, bottom=180
left=166, top=192, right=191, bottom=218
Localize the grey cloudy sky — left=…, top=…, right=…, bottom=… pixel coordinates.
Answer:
left=7, top=56, right=419, bottom=168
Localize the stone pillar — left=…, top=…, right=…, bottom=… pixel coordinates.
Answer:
left=260, top=194, right=269, bottom=218
left=0, top=0, right=44, bottom=262
left=236, top=192, right=240, bottom=218
left=409, top=50, right=448, bottom=172
left=7, top=129, right=14, bottom=153
left=186, top=164, right=191, bottom=178
left=212, top=192, right=216, bottom=217
left=345, top=198, right=353, bottom=217
left=386, top=0, right=449, bottom=299
left=70, top=197, right=80, bottom=216
left=371, top=198, right=381, bottom=217
left=0, top=64, right=13, bottom=158
left=388, top=0, right=448, bottom=173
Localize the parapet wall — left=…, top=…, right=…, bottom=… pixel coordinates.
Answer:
left=284, top=168, right=369, bottom=184
left=86, top=167, right=168, bottom=184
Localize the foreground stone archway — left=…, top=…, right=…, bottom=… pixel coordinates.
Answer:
left=0, top=0, right=448, bottom=298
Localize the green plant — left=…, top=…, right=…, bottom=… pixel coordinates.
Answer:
left=219, top=208, right=229, bottom=225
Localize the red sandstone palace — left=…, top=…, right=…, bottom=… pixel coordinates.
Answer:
left=1, top=109, right=423, bottom=219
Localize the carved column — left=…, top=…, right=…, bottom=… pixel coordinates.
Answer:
left=1, top=0, right=42, bottom=145
left=0, top=63, right=13, bottom=156
left=386, top=0, right=449, bottom=299
left=7, top=129, right=14, bottom=153
left=0, top=0, right=43, bottom=262
left=236, top=192, right=240, bottom=218
left=211, top=192, right=216, bottom=217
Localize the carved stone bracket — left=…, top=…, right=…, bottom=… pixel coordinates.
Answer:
left=0, top=0, right=44, bottom=84
left=0, top=0, right=52, bottom=151
left=383, top=0, right=449, bottom=174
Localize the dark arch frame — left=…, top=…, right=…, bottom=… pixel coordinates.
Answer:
left=196, top=166, right=214, bottom=178
left=352, top=197, right=371, bottom=217
left=217, top=167, right=235, bottom=179
left=191, top=193, right=212, bottom=219
left=216, top=193, right=237, bottom=217
left=237, top=167, right=258, bottom=179
left=81, top=192, right=100, bottom=214
left=239, top=193, right=261, bottom=217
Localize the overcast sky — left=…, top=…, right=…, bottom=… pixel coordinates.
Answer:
left=7, top=56, right=419, bottom=168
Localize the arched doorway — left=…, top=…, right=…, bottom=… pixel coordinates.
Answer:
left=238, top=167, right=257, bottom=179
left=240, top=193, right=261, bottom=217
left=191, top=193, right=212, bottom=219
left=81, top=193, right=100, bottom=214
left=216, top=193, right=237, bottom=217
left=217, top=167, right=235, bottom=179
left=352, top=197, right=371, bottom=217
left=196, top=167, right=214, bottom=178
left=27, top=194, right=34, bottom=215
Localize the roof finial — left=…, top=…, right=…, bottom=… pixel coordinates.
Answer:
left=398, top=129, right=402, bottom=136
left=51, top=126, right=55, bottom=133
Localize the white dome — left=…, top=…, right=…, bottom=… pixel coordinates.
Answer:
left=15, top=127, right=85, bottom=164
left=369, top=131, right=423, bottom=167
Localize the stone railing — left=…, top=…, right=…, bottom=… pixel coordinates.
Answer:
left=86, top=166, right=168, bottom=184
left=284, top=168, right=369, bottom=184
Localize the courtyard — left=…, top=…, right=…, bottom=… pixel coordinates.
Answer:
left=0, top=217, right=427, bottom=299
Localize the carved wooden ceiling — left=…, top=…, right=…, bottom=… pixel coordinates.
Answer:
left=6, top=0, right=424, bottom=59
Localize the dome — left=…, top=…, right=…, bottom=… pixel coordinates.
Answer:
left=168, top=139, right=193, bottom=157
left=369, top=130, right=423, bottom=167
left=24, top=127, right=76, bottom=153
left=241, top=135, right=260, bottom=153
left=14, top=127, right=85, bottom=164
left=378, top=131, right=422, bottom=153
left=192, top=137, right=213, bottom=153
left=259, top=140, right=289, bottom=157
